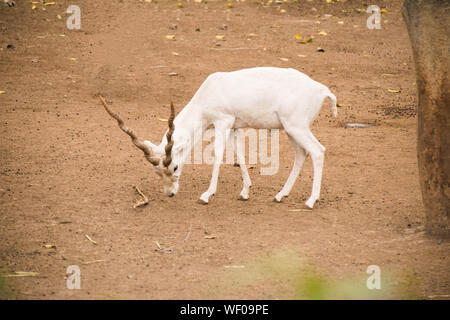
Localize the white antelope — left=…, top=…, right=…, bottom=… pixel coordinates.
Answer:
left=3, top=0, right=15, bottom=6
left=100, top=67, right=337, bottom=208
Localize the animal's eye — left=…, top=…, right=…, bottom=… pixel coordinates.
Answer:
left=174, top=165, right=178, bottom=172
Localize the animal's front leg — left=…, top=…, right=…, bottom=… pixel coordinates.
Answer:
left=235, top=129, right=252, bottom=200
left=198, top=121, right=233, bottom=204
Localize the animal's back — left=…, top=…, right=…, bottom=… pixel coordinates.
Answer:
left=192, top=67, right=331, bottom=128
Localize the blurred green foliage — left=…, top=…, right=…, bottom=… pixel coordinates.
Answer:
left=209, top=249, right=421, bottom=299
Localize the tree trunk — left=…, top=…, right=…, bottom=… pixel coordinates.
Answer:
left=402, top=0, right=449, bottom=237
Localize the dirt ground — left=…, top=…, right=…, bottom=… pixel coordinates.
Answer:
left=0, top=0, right=448, bottom=299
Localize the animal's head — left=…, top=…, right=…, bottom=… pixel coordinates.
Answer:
left=4, top=0, right=15, bottom=7
left=99, top=96, right=180, bottom=197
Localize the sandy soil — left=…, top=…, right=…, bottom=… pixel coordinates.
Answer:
left=0, top=0, right=448, bottom=299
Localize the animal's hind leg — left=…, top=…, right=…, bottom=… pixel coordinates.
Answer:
left=283, top=128, right=325, bottom=209
left=274, top=135, right=307, bottom=202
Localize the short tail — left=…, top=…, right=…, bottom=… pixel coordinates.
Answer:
left=326, top=92, right=338, bottom=117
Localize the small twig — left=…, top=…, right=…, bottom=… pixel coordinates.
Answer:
left=82, top=259, right=107, bottom=265
left=3, top=271, right=39, bottom=278
left=183, top=223, right=192, bottom=242
left=288, top=208, right=312, bottom=212
left=210, top=47, right=262, bottom=51
left=85, top=234, right=97, bottom=245
left=154, top=222, right=192, bottom=254
left=428, top=294, right=450, bottom=299
left=133, top=185, right=149, bottom=208
left=154, top=240, right=173, bottom=253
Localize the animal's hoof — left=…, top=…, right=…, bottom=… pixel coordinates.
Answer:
left=238, top=195, right=249, bottom=201
left=197, top=198, right=208, bottom=205
left=273, top=194, right=283, bottom=203
left=304, top=200, right=315, bottom=209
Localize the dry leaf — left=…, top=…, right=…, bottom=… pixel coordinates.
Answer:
left=318, top=31, right=328, bottom=36
left=295, top=34, right=302, bottom=40
left=280, top=57, right=289, bottom=62
left=388, top=89, right=401, bottom=93
left=165, top=35, right=176, bottom=40
left=44, top=244, right=56, bottom=249
left=216, top=35, right=225, bottom=40
left=172, top=51, right=179, bottom=56
left=0, top=91, right=5, bottom=94
left=204, top=235, right=216, bottom=239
